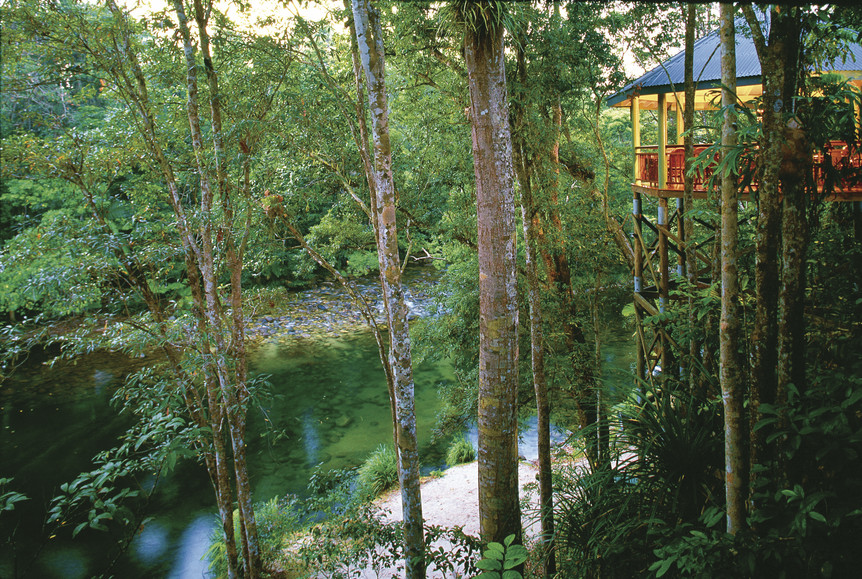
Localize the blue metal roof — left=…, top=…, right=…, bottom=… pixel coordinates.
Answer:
left=608, top=20, right=862, bottom=107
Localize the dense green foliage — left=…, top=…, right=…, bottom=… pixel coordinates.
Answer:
left=2, top=0, right=862, bottom=577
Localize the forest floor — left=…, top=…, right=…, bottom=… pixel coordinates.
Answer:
left=347, top=459, right=573, bottom=578
left=374, top=460, right=542, bottom=539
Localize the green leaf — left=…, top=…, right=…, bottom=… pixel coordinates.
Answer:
left=654, top=556, right=675, bottom=577
left=504, top=545, right=528, bottom=568
left=809, top=511, right=826, bottom=523
left=502, top=570, right=522, bottom=579
left=73, top=521, right=88, bottom=537
left=476, top=558, right=502, bottom=571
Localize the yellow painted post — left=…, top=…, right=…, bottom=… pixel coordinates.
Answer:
left=676, top=93, right=686, bottom=276
left=634, top=189, right=645, bottom=383
left=657, top=93, right=669, bottom=374
left=632, top=94, right=645, bottom=385
left=632, top=95, right=641, bottom=183
left=658, top=93, right=667, bottom=189
left=676, top=95, right=686, bottom=277
left=855, top=86, right=861, bottom=143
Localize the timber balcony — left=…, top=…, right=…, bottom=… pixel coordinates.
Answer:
left=607, top=17, right=862, bottom=383
left=627, top=140, right=862, bottom=380
left=633, top=141, right=862, bottom=202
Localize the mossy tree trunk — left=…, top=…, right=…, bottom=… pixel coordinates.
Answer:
left=719, top=3, right=748, bottom=536
left=350, top=1, right=425, bottom=576
left=463, top=1, right=522, bottom=546
left=742, top=3, right=803, bottom=500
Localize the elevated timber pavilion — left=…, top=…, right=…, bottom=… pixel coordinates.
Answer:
left=607, top=21, right=862, bottom=384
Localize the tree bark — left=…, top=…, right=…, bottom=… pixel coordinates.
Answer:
left=683, top=3, right=699, bottom=393
left=773, top=11, right=808, bottom=476
left=512, top=102, right=556, bottom=579
left=94, top=2, right=264, bottom=575
left=742, top=3, right=802, bottom=501
left=719, top=4, right=747, bottom=535
left=350, top=2, right=425, bottom=576
left=463, top=4, right=522, bottom=545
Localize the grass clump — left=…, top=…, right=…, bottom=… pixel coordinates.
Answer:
left=445, top=433, right=475, bottom=467
left=206, top=495, right=304, bottom=577
left=357, top=444, right=398, bottom=498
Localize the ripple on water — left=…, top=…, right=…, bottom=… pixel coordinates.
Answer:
left=168, top=514, right=215, bottom=579
left=133, top=520, right=169, bottom=565
left=40, top=547, right=88, bottom=579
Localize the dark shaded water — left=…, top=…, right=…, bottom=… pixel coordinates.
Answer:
left=1, top=330, right=454, bottom=578
left=0, top=278, right=635, bottom=578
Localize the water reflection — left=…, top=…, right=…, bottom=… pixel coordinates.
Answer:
left=40, top=548, right=87, bottom=579
left=167, top=514, right=215, bottom=579
left=301, top=407, right=321, bottom=467
left=1, top=274, right=634, bottom=578
left=133, top=520, right=169, bottom=564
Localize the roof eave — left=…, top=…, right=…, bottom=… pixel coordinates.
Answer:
left=607, top=76, right=764, bottom=108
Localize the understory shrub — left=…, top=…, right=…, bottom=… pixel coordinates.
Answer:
left=287, top=504, right=481, bottom=578
left=205, top=463, right=482, bottom=578
left=445, top=433, right=476, bottom=467
left=357, top=444, right=398, bottom=499
left=206, top=495, right=305, bottom=578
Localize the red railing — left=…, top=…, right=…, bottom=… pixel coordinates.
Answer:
left=635, top=141, right=862, bottom=193
left=635, top=145, right=716, bottom=188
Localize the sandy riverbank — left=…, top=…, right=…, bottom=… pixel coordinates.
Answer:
left=374, top=461, right=543, bottom=538
left=341, top=460, right=544, bottom=578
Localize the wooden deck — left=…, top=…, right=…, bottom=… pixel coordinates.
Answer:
left=633, top=141, right=862, bottom=202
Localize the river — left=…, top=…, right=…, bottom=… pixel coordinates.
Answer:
left=0, top=269, right=634, bottom=578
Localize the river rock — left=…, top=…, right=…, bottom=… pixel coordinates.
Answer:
left=335, top=415, right=352, bottom=428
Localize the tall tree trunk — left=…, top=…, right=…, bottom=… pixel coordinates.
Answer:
left=683, top=3, right=699, bottom=393
left=99, top=1, right=261, bottom=575
left=513, top=111, right=556, bottom=579
left=351, top=2, right=425, bottom=576
left=172, top=1, right=261, bottom=573
left=342, top=1, right=401, bottom=453
left=518, top=183, right=556, bottom=577
left=509, top=27, right=556, bottom=575
left=463, top=3, right=522, bottom=545
left=742, top=3, right=801, bottom=502
left=773, top=11, right=808, bottom=480
left=719, top=4, right=747, bottom=535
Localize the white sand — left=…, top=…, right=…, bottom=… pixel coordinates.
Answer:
left=374, top=461, right=542, bottom=538
left=339, top=461, right=543, bottom=578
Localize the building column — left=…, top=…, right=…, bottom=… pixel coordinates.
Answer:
left=658, top=93, right=668, bottom=190
left=632, top=95, right=641, bottom=184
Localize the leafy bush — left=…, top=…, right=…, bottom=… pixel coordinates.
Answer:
left=475, top=534, right=527, bottom=579
left=357, top=444, right=398, bottom=499
left=288, top=504, right=481, bottom=578
left=204, top=465, right=482, bottom=578
left=555, top=454, right=655, bottom=578
left=445, top=433, right=475, bottom=467
left=622, top=382, right=723, bottom=522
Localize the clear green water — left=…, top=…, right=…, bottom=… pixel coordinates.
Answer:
left=0, top=285, right=634, bottom=578
left=0, top=328, right=452, bottom=578
left=247, top=332, right=452, bottom=499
